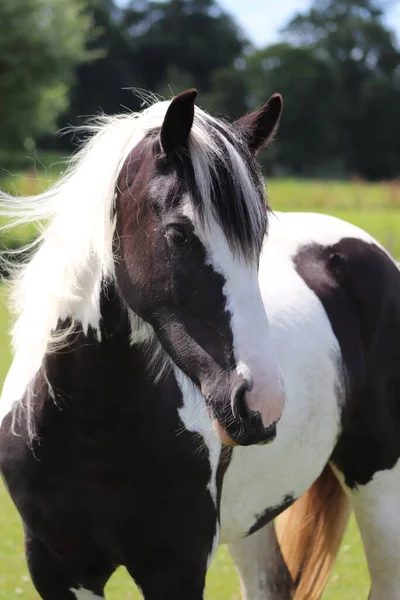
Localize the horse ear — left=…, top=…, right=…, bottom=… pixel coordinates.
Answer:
left=235, top=94, right=283, bottom=154
left=160, top=89, right=198, bottom=157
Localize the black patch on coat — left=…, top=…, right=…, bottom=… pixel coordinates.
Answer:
left=247, top=494, right=295, bottom=536
left=0, top=285, right=219, bottom=598
left=216, top=446, right=233, bottom=524
left=294, top=238, right=400, bottom=489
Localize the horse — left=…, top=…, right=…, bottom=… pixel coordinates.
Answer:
left=0, top=89, right=399, bottom=600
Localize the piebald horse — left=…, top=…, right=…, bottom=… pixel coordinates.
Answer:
left=1, top=90, right=399, bottom=600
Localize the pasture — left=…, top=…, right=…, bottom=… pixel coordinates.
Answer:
left=1, top=173, right=399, bottom=598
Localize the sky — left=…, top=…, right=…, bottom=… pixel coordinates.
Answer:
left=217, top=0, right=400, bottom=47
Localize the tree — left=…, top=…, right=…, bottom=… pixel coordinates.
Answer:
left=0, top=0, right=95, bottom=153
left=351, top=75, right=400, bottom=179
left=246, top=43, right=340, bottom=174
left=64, top=0, right=132, bottom=127
left=283, top=0, right=400, bottom=178
left=123, top=0, right=246, bottom=92
left=58, top=0, right=247, bottom=150
left=202, top=66, right=248, bottom=120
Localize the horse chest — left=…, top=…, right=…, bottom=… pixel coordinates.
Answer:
left=219, top=400, right=339, bottom=544
left=219, top=362, right=341, bottom=544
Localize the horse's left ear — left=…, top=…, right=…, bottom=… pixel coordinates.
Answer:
left=235, top=94, right=283, bottom=154
left=160, top=89, right=198, bottom=157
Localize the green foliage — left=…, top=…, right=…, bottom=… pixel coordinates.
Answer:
left=246, top=43, right=340, bottom=174
left=235, top=0, right=400, bottom=178
left=124, top=0, right=246, bottom=91
left=60, top=0, right=247, bottom=139
left=156, top=66, right=197, bottom=100
left=3, top=0, right=399, bottom=179
left=0, top=0, right=96, bottom=155
left=280, top=0, right=400, bottom=178
left=202, top=66, right=248, bottom=119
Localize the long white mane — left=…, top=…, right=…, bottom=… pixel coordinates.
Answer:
left=0, top=96, right=266, bottom=439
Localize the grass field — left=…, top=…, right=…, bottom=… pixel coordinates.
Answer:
left=1, top=174, right=398, bottom=598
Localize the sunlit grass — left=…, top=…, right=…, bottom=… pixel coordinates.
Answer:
left=269, top=177, right=400, bottom=211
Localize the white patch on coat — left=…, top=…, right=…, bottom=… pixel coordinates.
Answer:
left=174, top=367, right=221, bottom=568
left=228, top=522, right=287, bottom=600
left=183, top=199, right=285, bottom=429
left=207, top=521, right=221, bottom=569
left=334, top=458, right=400, bottom=600
left=268, top=210, right=384, bottom=253
left=174, top=367, right=221, bottom=507
left=127, top=309, right=172, bottom=383
left=219, top=210, right=386, bottom=542
left=70, top=588, right=104, bottom=600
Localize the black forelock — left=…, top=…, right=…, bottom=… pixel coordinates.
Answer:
left=199, top=118, right=269, bottom=257
left=149, top=115, right=270, bottom=260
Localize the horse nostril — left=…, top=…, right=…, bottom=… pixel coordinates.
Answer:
left=231, top=379, right=252, bottom=422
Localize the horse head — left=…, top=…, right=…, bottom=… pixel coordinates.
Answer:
left=114, top=89, right=285, bottom=446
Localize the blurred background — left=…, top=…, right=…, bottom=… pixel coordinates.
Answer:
left=0, top=0, right=400, bottom=598
left=2, top=0, right=400, bottom=179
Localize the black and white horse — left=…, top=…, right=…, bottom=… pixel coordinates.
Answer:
left=1, top=90, right=400, bottom=600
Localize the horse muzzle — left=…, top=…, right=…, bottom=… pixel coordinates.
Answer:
left=212, top=413, right=277, bottom=446
left=210, top=375, right=281, bottom=446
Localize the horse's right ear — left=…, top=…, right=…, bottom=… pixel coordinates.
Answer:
left=235, top=94, right=283, bottom=154
left=160, top=89, right=198, bottom=157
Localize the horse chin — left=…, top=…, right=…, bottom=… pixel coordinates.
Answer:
left=212, top=419, right=240, bottom=446
left=212, top=414, right=278, bottom=447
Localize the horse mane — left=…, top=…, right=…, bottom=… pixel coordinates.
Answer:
left=0, top=95, right=268, bottom=439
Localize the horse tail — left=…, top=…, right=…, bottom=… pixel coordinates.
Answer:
left=275, top=464, right=350, bottom=600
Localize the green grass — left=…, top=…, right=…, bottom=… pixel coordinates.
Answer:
left=269, top=178, right=400, bottom=211
left=0, top=475, right=370, bottom=600
left=268, top=178, right=400, bottom=257
left=1, top=176, right=397, bottom=598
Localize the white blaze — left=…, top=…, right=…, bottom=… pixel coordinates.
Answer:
left=189, top=206, right=285, bottom=428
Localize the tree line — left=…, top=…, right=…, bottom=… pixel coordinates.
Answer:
left=1, top=0, right=399, bottom=179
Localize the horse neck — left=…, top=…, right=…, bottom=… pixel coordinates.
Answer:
left=26, top=284, right=211, bottom=452
left=39, top=283, right=167, bottom=424
left=16, top=283, right=218, bottom=484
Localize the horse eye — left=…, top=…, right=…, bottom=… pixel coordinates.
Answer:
left=167, top=227, right=188, bottom=246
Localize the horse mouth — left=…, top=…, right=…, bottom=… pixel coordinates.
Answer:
left=212, top=415, right=277, bottom=447
left=212, top=419, right=240, bottom=446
